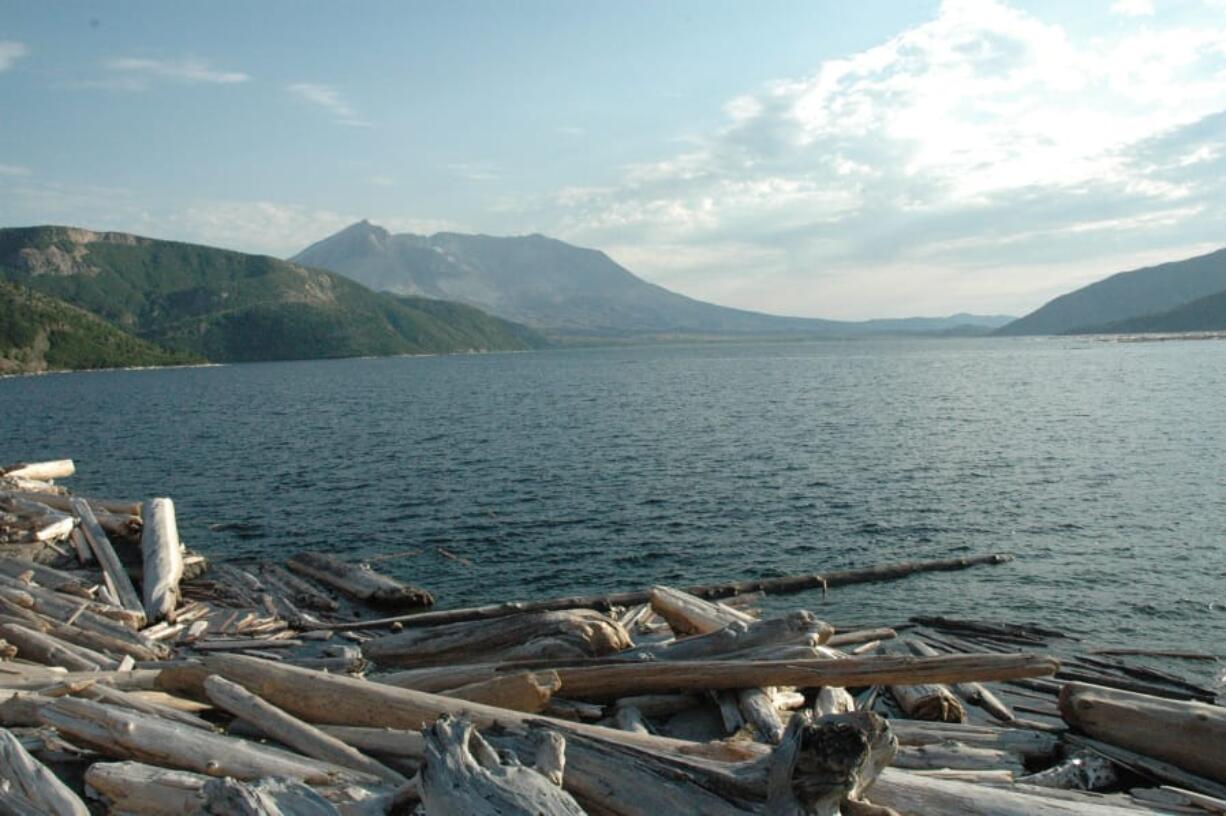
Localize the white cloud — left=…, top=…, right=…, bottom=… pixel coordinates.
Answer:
left=369, top=176, right=396, bottom=188
left=101, top=56, right=249, bottom=89
left=448, top=162, right=500, bottom=182
left=537, top=0, right=1226, bottom=317
left=1111, top=0, right=1156, bottom=16
left=0, top=41, right=28, bottom=72
left=286, top=83, right=370, bottom=127
left=0, top=163, right=31, bottom=176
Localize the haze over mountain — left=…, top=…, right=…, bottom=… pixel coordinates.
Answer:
left=0, top=226, right=544, bottom=373
left=999, top=247, right=1226, bottom=336
left=294, top=221, right=1012, bottom=338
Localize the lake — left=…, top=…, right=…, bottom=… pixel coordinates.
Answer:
left=2, top=337, right=1224, bottom=667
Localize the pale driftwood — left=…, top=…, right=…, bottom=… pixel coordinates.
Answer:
left=893, top=741, right=1025, bottom=774
left=2, top=460, right=75, bottom=481
left=1060, top=682, right=1226, bottom=785
left=286, top=551, right=433, bottom=609
left=1, top=489, right=141, bottom=517
left=363, top=609, right=631, bottom=669
left=140, top=498, right=184, bottom=623
left=0, top=586, right=164, bottom=659
left=738, top=687, right=785, bottom=743
left=910, top=639, right=1013, bottom=721
left=814, top=686, right=856, bottom=717
left=316, top=725, right=426, bottom=758
left=315, top=553, right=1015, bottom=631
left=85, top=761, right=210, bottom=815
left=648, top=585, right=755, bottom=636
left=865, top=768, right=1147, bottom=815
left=888, top=720, right=1058, bottom=760
left=73, top=497, right=145, bottom=624
left=203, top=674, right=405, bottom=785
left=419, top=715, right=586, bottom=815
left=613, top=704, right=650, bottom=735
left=444, top=670, right=561, bottom=713
left=1016, top=749, right=1120, bottom=789
left=1066, top=734, right=1226, bottom=801
left=82, top=682, right=213, bottom=730
left=0, top=727, right=90, bottom=815
left=39, top=696, right=366, bottom=784
left=827, top=627, right=898, bottom=648
left=0, top=668, right=159, bottom=692
left=196, top=776, right=345, bottom=815
left=626, top=610, right=833, bottom=661
left=379, top=652, right=1059, bottom=700
left=0, top=621, right=111, bottom=671
left=0, top=556, right=91, bottom=596
left=882, top=641, right=966, bottom=723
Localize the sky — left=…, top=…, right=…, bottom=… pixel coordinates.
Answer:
left=2, top=0, right=1225, bottom=319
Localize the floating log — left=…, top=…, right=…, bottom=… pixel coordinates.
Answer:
left=363, top=609, right=631, bottom=668
left=202, top=674, right=405, bottom=786
left=286, top=551, right=433, bottom=610
left=418, top=715, right=586, bottom=815
left=0, top=726, right=90, bottom=816
left=39, top=696, right=369, bottom=784
left=1060, top=682, right=1226, bottom=784
left=73, top=497, right=145, bottom=624
left=141, top=498, right=184, bottom=623
left=316, top=553, right=1014, bottom=631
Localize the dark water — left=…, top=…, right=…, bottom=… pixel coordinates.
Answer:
left=3, top=338, right=1225, bottom=665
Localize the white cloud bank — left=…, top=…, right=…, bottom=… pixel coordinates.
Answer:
left=97, top=56, right=250, bottom=90
left=286, top=83, right=370, bottom=127
left=539, top=0, right=1226, bottom=318
left=0, top=41, right=28, bottom=72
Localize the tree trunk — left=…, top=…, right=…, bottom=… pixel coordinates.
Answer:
left=141, top=498, right=184, bottom=623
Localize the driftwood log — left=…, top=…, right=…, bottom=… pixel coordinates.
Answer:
left=141, top=498, right=184, bottom=623
left=72, top=497, right=146, bottom=625
left=287, top=551, right=433, bottom=609
left=0, top=726, right=91, bottom=816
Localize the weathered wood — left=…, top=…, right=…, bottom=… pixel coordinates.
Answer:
left=83, top=682, right=214, bottom=731
left=362, top=609, right=631, bottom=668
left=888, top=720, right=1058, bottom=760
left=315, top=553, right=1015, bottom=631
left=141, top=498, right=184, bottom=623
left=419, top=715, right=586, bottom=815
left=85, top=761, right=211, bottom=815
left=1016, top=749, right=1119, bottom=789
left=0, top=578, right=163, bottom=657
left=0, top=668, right=159, bottom=692
left=626, top=611, right=833, bottom=661
left=1067, top=733, right=1226, bottom=801
left=2, top=460, right=75, bottom=481
left=203, top=674, right=405, bottom=785
left=0, top=556, right=91, bottom=596
left=39, top=696, right=370, bottom=784
left=196, top=776, right=346, bottom=815
left=828, top=627, right=898, bottom=648
left=286, top=551, right=433, bottom=609
left=1060, top=682, right=1226, bottom=784
left=73, top=497, right=146, bottom=624
left=0, top=621, right=112, bottom=670
left=865, top=768, right=1146, bottom=815
left=444, top=670, right=561, bottom=713
left=893, top=741, right=1025, bottom=774
left=649, top=585, right=755, bottom=636
left=910, top=639, right=1013, bottom=721
left=766, top=711, right=897, bottom=816
left=0, top=726, right=90, bottom=815
left=738, top=687, right=785, bottom=743
left=882, top=641, right=966, bottom=723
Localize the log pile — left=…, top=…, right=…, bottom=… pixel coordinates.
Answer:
left=0, top=457, right=1223, bottom=814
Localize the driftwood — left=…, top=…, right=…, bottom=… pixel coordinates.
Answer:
left=196, top=776, right=344, bottom=815
left=85, top=761, right=211, bottom=814
left=648, top=585, right=755, bottom=636
left=141, top=498, right=184, bottom=623
left=881, top=641, right=966, bottom=723
left=893, top=741, right=1025, bottom=774
left=38, top=696, right=369, bottom=784
left=0, top=621, right=114, bottom=671
left=314, top=553, right=1015, bottom=631
left=0, top=556, right=91, bottom=595
left=418, top=715, right=585, bottom=815
left=2, top=460, right=75, bottom=481
left=908, top=639, right=1011, bottom=720
left=0, top=726, right=91, bottom=815
left=73, top=497, right=146, bottom=624
left=445, top=670, right=562, bottom=713
left=626, top=611, right=833, bottom=661
left=286, top=551, right=433, bottom=609
left=203, top=674, right=405, bottom=785
left=888, top=719, right=1058, bottom=761
left=362, top=609, right=631, bottom=668
left=865, top=768, right=1146, bottom=815
left=1060, top=682, right=1226, bottom=785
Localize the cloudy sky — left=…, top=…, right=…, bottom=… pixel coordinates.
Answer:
left=2, top=0, right=1224, bottom=318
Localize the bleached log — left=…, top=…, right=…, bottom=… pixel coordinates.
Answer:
left=882, top=641, right=966, bottom=723
left=0, top=579, right=163, bottom=657
left=0, top=668, right=159, bottom=692
left=41, top=696, right=376, bottom=785
left=893, top=741, right=1025, bottom=774
left=316, top=725, right=426, bottom=759
left=203, top=674, right=405, bottom=785
left=444, top=670, right=561, bottom=713
left=648, top=585, right=755, bottom=636
left=419, top=715, right=586, bottom=815
left=85, top=761, right=210, bottom=815
left=625, top=610, right=833, bottom=661
left=910, top=639, right=1013, bottom=721
left=613, top=704, right=651, bottom=735
left=1060, top=682, right=1226, bottom=784
left=0, top=726, right=90, bottom=815
left=73, top=497, right=145, bottom=624
left=362, top=609, right=631, bottom=668
left=0, top=621, right=112, bottom=670
left=83, top=682, right=213, bottom=730
left=286, top=551, right=433, bottom=609
left=1, top=489, right=141, bottom=517
left=865, top=768, right=1147, bottom=815
left=888, top=720, right=1058, bottom=760
left=196, top=776, right=344, bottom=815
left=0, top=595, right=163, bottom=661
left=0, top=556, right=91, bottom=596
left=1016, top=749, right=1119, bottom=789
left=2, top=460, right=75, bottom=481
left=738, top=687, right=785, bottom=743
left=141, top=498, right=184, bottom=623
left=827, top=627, right=898, bottom=648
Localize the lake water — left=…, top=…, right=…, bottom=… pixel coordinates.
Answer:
left=2, top=337, right=1224, bottom=667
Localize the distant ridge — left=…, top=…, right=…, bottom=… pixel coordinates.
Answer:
left=0, top=225, right=545, bottom=372
left=998, top=247, right=1226, bottom=336
left=294, top=221, right=1012, bottom=338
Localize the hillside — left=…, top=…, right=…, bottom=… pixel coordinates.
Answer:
left=1071, top=288, right=1226, bottom=335
left=0, top=226, right=547, bottom=365
left=0, top=282, right=199, bottom=374
left=998, top=247, right=1226, bottom=336
left=294, top=221, right=857, bottom=337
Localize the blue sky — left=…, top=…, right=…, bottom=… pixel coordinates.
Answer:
left=2, top=0, right=1225, bottom=318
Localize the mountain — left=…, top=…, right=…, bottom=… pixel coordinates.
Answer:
left=0, top=281, right=200, bottom=375
left=1071, top=288, right=1226, bottom=335
left=998, top=247, right=1226, bottom=336
left=296, top=221, right=1010, bottom=338
left=0, top=226, right=546, bottom=367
